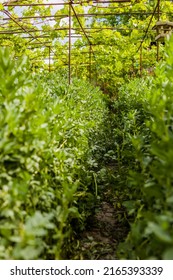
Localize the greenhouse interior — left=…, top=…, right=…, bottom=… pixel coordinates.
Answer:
left=0, top=0, right=173, bottom=260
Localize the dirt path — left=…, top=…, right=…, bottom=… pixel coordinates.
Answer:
left=77, top=193, right=129, bottom=260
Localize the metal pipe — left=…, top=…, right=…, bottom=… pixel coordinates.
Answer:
left=0, top=27, right=147, bottom=35
left=89, top=44, right=92, bottom=83
left=2, top=12, right=156, bottom=21
left=157, top=0, right=160, bottom=62
left=49, top=46, right=51, bottom=73
left=140, top=42, right=143, bottom=76
left=136, top=2, right=159, bottom=53
left=68, top=1, right=72, bottom=85
left=3, top=1, right=131, bottom=7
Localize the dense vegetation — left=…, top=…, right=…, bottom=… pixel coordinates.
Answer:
left=0, top=47, right=110, bottom=259
left=1, top=0, right=171, bottom=90
left=1, top=0, right=173, bottom=260
left=114, top=37, right=173, bottom=260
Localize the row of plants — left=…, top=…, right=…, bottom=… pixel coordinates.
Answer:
left=2, top=35, right=173, bottom=260
left=111, top=37, right=173, bottom=259
left=0, top=47, right=109, bottom=259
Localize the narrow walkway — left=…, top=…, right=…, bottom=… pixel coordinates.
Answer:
left=77, top=191, right=129, bottom=260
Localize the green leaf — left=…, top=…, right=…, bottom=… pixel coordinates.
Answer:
left=163, top=248, right=173, bottom=260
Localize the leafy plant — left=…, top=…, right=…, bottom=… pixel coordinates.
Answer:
left=0, top=47, right=108, bottom=259
left=115, top=36, right=173, bottom=260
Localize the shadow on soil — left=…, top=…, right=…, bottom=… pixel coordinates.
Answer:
left=77, top=190, right=129, bottom=260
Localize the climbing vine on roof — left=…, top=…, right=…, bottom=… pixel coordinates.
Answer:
left=0, top=1, right=173, bottom=89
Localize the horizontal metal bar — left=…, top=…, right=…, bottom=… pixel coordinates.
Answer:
left=3, top=15, right=67, bottom=20
left=29, top=41, right=52, bottom=45
left=0, top=27, right=146, bottom=35
left=3, top=1, right=131, bottom=7
left=2, top=12, right=155, bottom=21
left=0, top=28, right=69, bottom=34
left=1, top=36, right=48, bottom=40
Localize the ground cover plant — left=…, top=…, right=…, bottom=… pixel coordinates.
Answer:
left=0, top=47, right=109, bottom=259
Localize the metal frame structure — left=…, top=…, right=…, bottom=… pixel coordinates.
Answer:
left=0, top=0, right=163, bottom=83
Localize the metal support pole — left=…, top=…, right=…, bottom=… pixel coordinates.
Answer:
left=70, top=4, right=95, bottom=82
left=95, top=64, right=98, bottom=86
left=68, top=2, right=72, bottom=85
left=157, top=0, right=160, bottom=62
left=49, top=46, right=51, bottom=72
left=140, top=42, right=143, bottom=76
left=89, top=44, right=92, bottom=83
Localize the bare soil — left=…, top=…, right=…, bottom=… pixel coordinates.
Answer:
left=77, top=193, right=129, bottom=260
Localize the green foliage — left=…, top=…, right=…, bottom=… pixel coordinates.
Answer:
left=2, top=0, right=173, bottom=260
left=114, top=37, right=173, bottom=259
left=0, top=47, right=108, bottom=259
left=1, top=0, right=169, bottom=89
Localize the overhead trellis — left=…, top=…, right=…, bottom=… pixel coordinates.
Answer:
left=0, top=0, right=170, bottom=83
